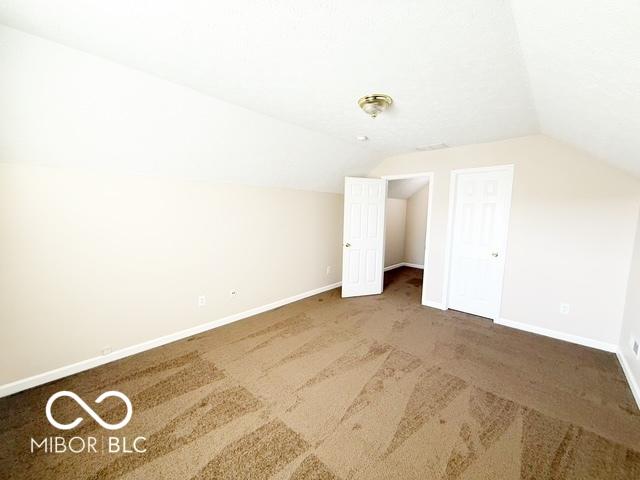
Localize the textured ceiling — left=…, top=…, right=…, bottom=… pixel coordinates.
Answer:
left=388, top=177, right=429, bottom=200
left=0, top=0, right=637, bottom=180
left=510, top=0, right=640, bottom=177
left=0, top=0, right=538, bottom=158
left=0, top=24, right=378, bottom=193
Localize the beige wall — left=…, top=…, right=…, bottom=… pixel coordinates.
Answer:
left=404, top=185, right=429, bottom=266
left=0, top=163, right=343, bottom=385
left=620, top=210, right=640, bottom=399
left=371, top=135, right=640, bottom=346
left=0, top=24, right=360, bottom=388
left=0, top=25, right=377, bottom=194
left=385, top=199, right=407, bottom=267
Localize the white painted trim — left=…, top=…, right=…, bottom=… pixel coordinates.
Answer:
left=424, top=300, right=447, bottom=310
left=441, top=170, right=457, bottom=311
left=496, top=317, right=639, bottom=410
left=381, top=172, right=433, bottom=181
left=0, top=281, right=342, bottom=398
left=442, top=165, right=514, bottom=320
left=494, top=166, right=514, bottom=322
left=617, top=351, right=640, bottom=410
left=495, top=318, right=618, bottom=352
left=421, top=175, right=435, bottom=306
left=449, top=165, right=515, bottom=175
left=384, top=262, right=424, bottom=272
left=384, top=263, right=405, bottom=271
left=404, top=262, right=424, bottom=269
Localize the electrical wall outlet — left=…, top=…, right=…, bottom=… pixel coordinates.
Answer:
left=230, top=290, right=238, bottom=298
left=198, top=295, right=207, bottom=307
left=101, top=346, right=112, bottom=356
left=326, top=266, right=332, bottom=276
left=632, top=338, right=640, bottom=358
left=559, top=303, right=570, bottom=315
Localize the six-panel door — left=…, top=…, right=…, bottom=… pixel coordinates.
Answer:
left=341, top=177, right=387, bottom=297
left=448, top=167, right=513, bottom=318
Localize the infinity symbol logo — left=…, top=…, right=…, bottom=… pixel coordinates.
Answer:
left=45, top=391, right=133, bottom=431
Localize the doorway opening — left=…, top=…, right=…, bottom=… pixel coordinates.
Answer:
left=340, top=166, right=512, bottom=319
left=382, top=173, right=433, bottom=304
left=339, top=173, right=432, bottom=301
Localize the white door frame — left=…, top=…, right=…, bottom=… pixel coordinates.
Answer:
left=380, top=172, right=434, bottom=306
left=441, top=164, right=514, bottom=320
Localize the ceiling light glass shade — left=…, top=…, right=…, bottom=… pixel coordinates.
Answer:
left=358, top=94, right=393, bottom=118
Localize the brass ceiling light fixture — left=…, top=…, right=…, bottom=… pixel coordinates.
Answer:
left=358, top=94, right=393, bottom=118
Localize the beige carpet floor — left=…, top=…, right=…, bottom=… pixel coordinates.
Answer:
left=1, top=267, right=639, bottom=479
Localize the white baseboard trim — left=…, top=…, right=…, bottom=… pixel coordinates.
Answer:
left=423, top=300, right=447, bottom=310
left=384, top=262, right=424, bottom=272
left=384, top=263, right=405, bottom=272
left=0, top=281, right=342, bottom=398
left=495, top=318, right=618, bottom=353
left=404, top=263, right=424, bottom=269
left=617, top=351, right=640, bottom=410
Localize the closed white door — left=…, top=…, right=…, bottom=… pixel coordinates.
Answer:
left=341, top=177, right=387, bottom=297
left=447, top=167, right=513, bottom=318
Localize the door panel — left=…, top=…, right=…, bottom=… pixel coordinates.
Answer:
left=342, top=177, right=387, bottom=297
left=448, top=167, right=513, bottom=318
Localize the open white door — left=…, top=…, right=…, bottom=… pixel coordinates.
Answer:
left=341, top=177, right=387, bottom=298
left=447, top=166, right=513, bottom=319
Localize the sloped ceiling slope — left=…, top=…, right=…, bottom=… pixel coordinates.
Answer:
left=0, top=0, right=637, bottom=184
left=388, top=177, right=429, bottom=200
left=510, top=0, right=640, bottom=176
left=0, top=1, right=537, bottom=161
left=0, top=25, right=376, bottom=193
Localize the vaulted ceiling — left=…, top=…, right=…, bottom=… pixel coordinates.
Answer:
left=510, top=0, right=640, bottom=177
left=388, top=177, right=429, bottom=200
left=0, top=0, right=638, bottom=178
